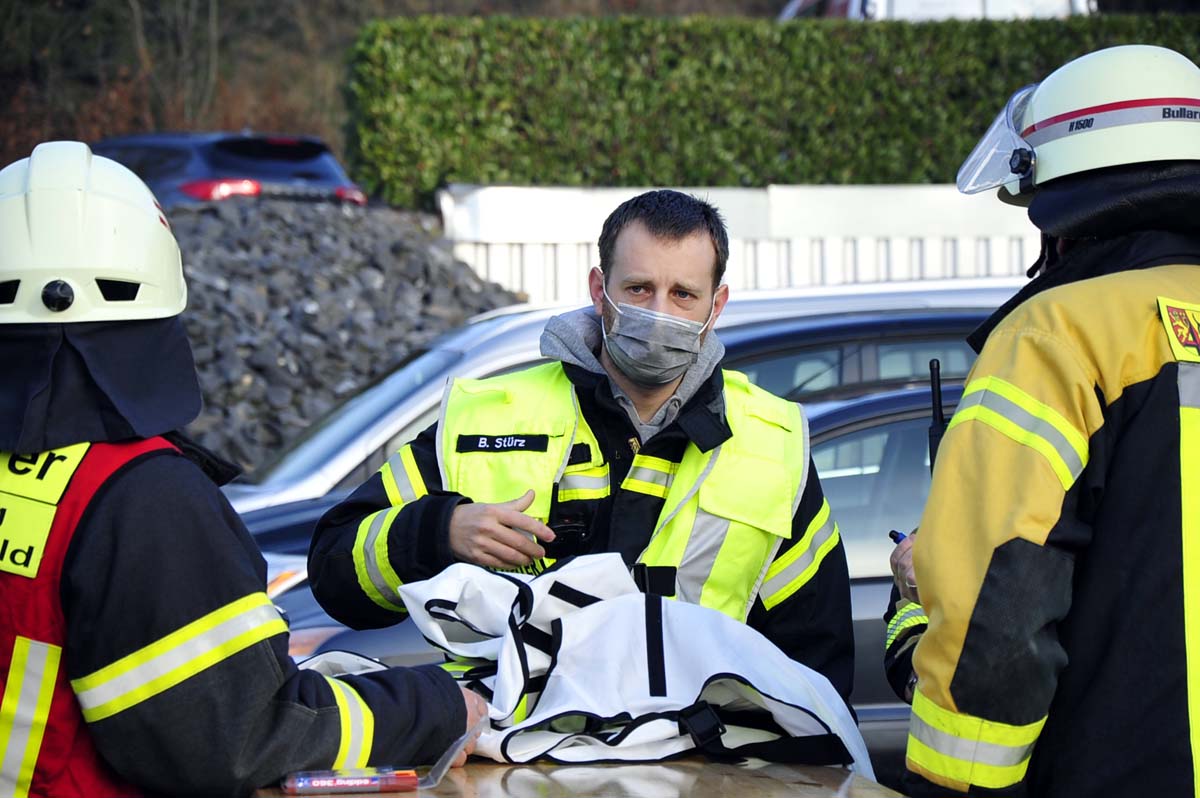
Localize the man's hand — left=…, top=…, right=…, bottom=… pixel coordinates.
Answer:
left=890, top=530, right=919, bottom=604
left=451, top=687, right=489, bottom=767
left=449, top=489, right=556, bottom=568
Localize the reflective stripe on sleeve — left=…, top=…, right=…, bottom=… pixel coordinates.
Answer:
left=326, top=677, right=374, bottom=769
left=353, top=508, right=407, bottom=612
left=950, top=376, right=1088, bottom=491
left=380, top=445, right=427, bottom=507
left=1178, top=363, right=1200, bottom=796
left=621, top=455, right=678, bottom=499
left=0, top=637, right=61, bottom=798
left=557, top=464, right=610, bottom=502
left=886, top=602, right=929, bottom=649
left=907, top=688, right=1044, bottom=791
left=71, top=593, right=287, bottom=722
left=759, top=500, right=840, bottom=610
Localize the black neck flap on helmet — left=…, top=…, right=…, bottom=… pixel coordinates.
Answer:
left=0, top=317, right=203, bottom=453
left=1029, top=160, right=1200, bottom=240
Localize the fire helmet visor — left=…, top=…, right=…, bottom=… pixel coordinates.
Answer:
left=956, top=83, right=1038, bottom=195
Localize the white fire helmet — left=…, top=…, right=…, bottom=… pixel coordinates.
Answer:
left=957, top=45, right=1200, bottom=205
left=0, top=141, right=186, bottom=323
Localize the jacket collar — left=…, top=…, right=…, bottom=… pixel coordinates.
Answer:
left=968, top=230, right=1200, bottom=353
left=563, top=362, right=732, bottom=453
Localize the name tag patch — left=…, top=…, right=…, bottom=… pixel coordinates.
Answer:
left=456, top=434, right=549, bottom=453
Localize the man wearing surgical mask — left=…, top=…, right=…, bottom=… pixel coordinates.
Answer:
left=310, top=190, right=854, bottom=702
left=590, top=196, right=727, bottom=439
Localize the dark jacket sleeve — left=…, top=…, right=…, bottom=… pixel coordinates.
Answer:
left=63, top=451, right=466, bottom=797
left=308, top=422, right=470, bottom=629
left=882, top=583, right=927, bottom=702
left=747, top=459, right=855, bottom=703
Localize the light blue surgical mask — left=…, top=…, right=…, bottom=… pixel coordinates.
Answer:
left=597, top=272, right=716, bottom=386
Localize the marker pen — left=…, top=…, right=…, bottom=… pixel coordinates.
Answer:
left=888, top=530, right=907, bottom=544
left=281, top=767, right=418, bottom=794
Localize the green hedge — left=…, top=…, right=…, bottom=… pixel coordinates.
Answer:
left=346, top=15, right=1200, bottom=207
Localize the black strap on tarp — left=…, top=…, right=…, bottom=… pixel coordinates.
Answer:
left=679, top=700, right=854, bottom=767
left=631, top=564, right=677, bottom=596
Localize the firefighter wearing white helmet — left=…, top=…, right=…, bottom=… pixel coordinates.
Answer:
left=0, top=140, right=186, bottom=324
left=0, top=142, right=483, bottom=797
left=959, top=44, right=1200, bottom=203
left=888, top=45, right=1200, bottom=798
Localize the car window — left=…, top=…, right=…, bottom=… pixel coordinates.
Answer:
left=93, top=145, right=191, bottom=181
left=735, top=347, right=846, bottom=398
left=248, top=348, right=461, bottom=487
left=334, top=404, right=441, bottom=492
left=813, top=416, right=932, bottom=579
left=874, top=339, right=974, bottom=382
left=729, top=335, right=975, bottom=401
left=206, top=139, right=346, bottom=181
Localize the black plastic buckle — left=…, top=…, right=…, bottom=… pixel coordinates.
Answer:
left=678, top=701, right=726, bottom=749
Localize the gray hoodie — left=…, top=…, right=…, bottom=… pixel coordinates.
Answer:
left=539, top=307, right=725, bottom=442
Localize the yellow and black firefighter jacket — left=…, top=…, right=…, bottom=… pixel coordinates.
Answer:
left=903, top=232, right=1200, bottom=797
left=310, top=360, right=855, bottom=701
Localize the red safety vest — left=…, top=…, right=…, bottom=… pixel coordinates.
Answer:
left=0, top=437, right=174, bottom=798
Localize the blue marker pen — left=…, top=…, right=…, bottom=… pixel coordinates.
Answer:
left=888, top=530, right=907, bottom=544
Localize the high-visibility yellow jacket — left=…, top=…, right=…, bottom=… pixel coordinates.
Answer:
left=311, top=360, right=855, bottom=699
left=438, top=362, right=810, bottom=621
left=906, top=248, right=1200, bottom=797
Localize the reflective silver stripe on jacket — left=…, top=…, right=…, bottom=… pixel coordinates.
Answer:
left=326, top=677, right=372, bottom=768
left=384, top=451, right=419, bottom=503
left=1181, top=363, right=1200, bottom=409
left=73, top=600, right=285, bottom=719
left=909, top=711, right=1036, bottom=768
left=956, top=388, right=1086, bottom=481
left=362, top=508, right=405, bottom=609
left=886, top=604, right=929, bottom=648
left=626, top=465, right=675, bottom=491
left=0, top=638, right=60, bottom=798
left=759, top=515, right=837, bottom=602
left=558, top=472, right=609, bottom=494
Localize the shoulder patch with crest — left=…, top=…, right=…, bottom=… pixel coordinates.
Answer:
left=1158, top=297, right=1200, bottom=363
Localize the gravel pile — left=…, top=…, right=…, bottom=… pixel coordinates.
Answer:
left=173, top=199, right=519, bottom=475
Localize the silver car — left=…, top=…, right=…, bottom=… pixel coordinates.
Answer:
left=238, top=279, right=1018, bottom=789
left=226, top=278, right=1019, bottom=515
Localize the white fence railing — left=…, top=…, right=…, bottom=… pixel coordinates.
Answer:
left=437, top=184, right=1039, bottom=304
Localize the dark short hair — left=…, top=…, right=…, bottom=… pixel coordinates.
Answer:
left=597, top=190, right=729, bottom=290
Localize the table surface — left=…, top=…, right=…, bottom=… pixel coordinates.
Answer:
left=256, top=759, right=904, bottom=797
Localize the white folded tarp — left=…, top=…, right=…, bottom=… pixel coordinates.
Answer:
left=398, top=554, right=872, bottom=778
